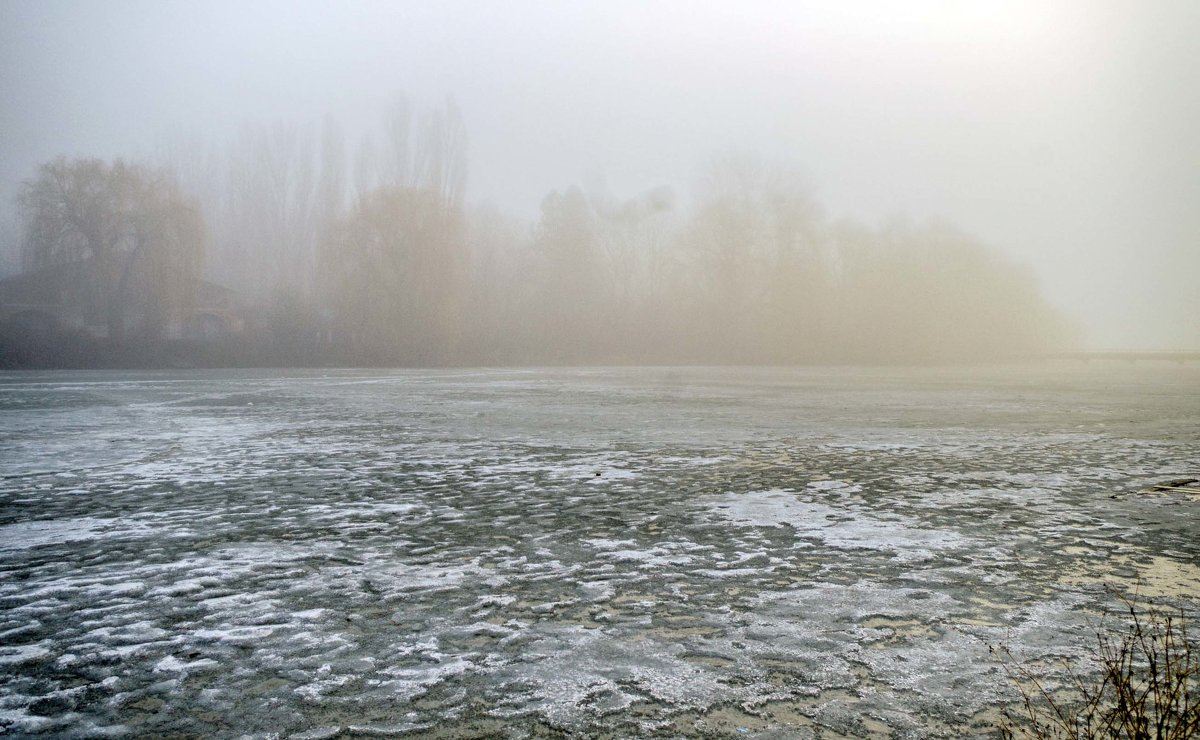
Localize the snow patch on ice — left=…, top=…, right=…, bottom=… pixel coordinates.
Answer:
left=154, top=654, right=218, bottom=673
left=711, top=489, right=972, bottom=561
left=0, top=644, right=50, bottom=665
left=0, top=518, right=120, bottom=551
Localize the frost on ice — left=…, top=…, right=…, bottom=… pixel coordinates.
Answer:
left=1, top=368, right=1197, bottom=737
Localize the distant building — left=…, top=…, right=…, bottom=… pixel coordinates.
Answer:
left=182, top=279, right=245, bottom=339
left=0, top=263, right=244, bottom=340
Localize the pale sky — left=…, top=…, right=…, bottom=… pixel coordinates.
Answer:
left=1, top=0, right=1197, bottom=348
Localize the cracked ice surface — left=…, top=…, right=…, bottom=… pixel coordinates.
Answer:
left=1, top=365, right=1198, bottom=738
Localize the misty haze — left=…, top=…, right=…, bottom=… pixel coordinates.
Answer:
left=0, top=2, right=1197, bottom=738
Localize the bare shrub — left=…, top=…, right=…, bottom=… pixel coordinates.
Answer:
left=993, top=591, right=1200, bottom=739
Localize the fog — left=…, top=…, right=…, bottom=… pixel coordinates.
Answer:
left=3, top=5, right=1200, bottom=734
left=1, top=0, right=1197, bottom=363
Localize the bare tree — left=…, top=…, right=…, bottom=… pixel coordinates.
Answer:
left=18, top=157, right=205, bottom=340
left=532, top=186, right=601, bottom=360
left=381, top=95, right=414, bottom=190
left=589, top=184, right=677, bottom=356
left=321, top=97, right=471, bottom=362
left=323, top=185, right=440, bottom=359
left=223, top=122, right=319, bottom=300
left=416, top=97, right=468, bottom=212
left=353, top=133, right=380, bottom=204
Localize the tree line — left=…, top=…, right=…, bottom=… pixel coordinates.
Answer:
left=8, top=97, right=1078, bottom=366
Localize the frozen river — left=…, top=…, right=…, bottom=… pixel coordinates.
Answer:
left=1, top=365, right=1198, bottom=738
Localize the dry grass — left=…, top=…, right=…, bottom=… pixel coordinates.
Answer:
left=993, top=591, right=1200, bottom=739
